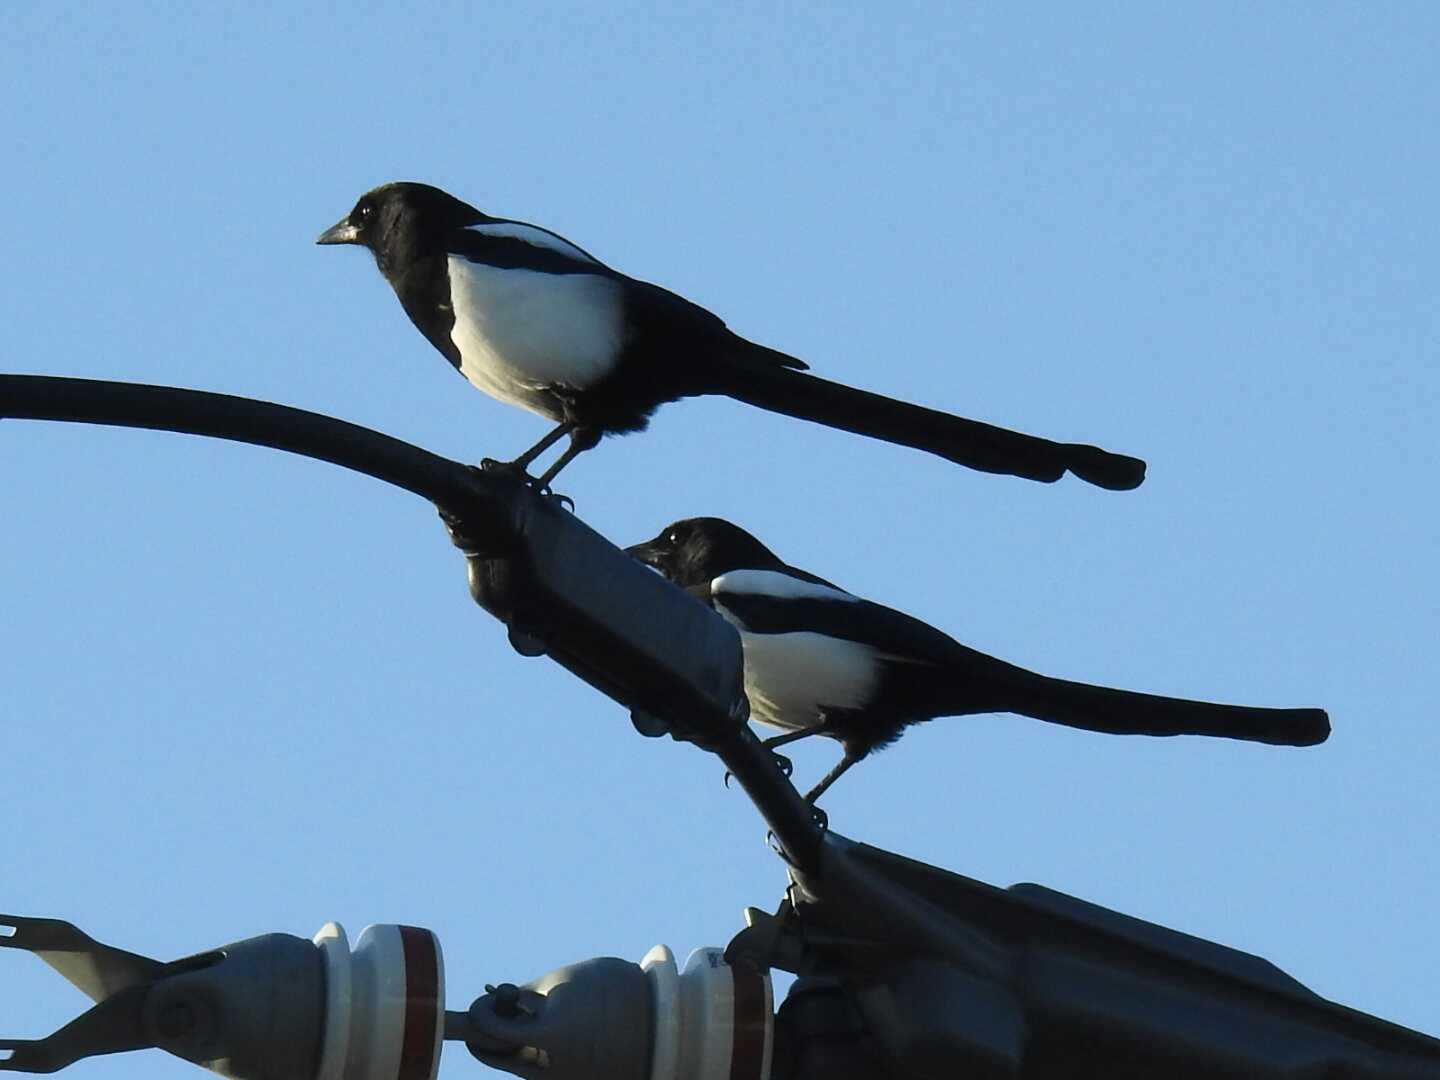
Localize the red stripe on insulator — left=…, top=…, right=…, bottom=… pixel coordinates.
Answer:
left=397, top=926, right=440, bottom=1080
left=729, top=965, right=766, bottom=1080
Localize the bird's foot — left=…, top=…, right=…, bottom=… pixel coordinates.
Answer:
left=477, top=459, right=574, bottom=509
left=722, top=750, right=792, bottom=789
left=765, top=805, right=828, bottom=860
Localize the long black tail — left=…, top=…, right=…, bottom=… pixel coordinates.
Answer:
left=997, top=667, right=1330, bottom=746
left=721, top=343, right=1146, bottom=490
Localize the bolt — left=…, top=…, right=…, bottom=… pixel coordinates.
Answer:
left=485, top=982, right=524, bottom=1019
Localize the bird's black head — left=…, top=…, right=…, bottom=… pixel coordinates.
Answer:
left=316, top=182, right=486, bottom=277
left=625, top=517, right=787, bottom=587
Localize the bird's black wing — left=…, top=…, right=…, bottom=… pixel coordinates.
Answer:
left=710, top=574, right=968, bottom=666
left=618, top=275, right=810, bottom=371
left=446, top=218, right=620, bottom=276
left=449, top=217, right=742, bottom=336
left=709, top=563, right=1328, bottom=746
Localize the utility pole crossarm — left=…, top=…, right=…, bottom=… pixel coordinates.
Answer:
left=0, top=373, right=824, bottom=868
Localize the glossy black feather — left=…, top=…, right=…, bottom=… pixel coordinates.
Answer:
left=628, top=518, right=1329, bottom=801
left=319, top=181, right=1146, bottom=488
left=447, top=229, right=607, bottom=276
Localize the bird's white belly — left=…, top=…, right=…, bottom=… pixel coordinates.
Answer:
left=447, top=258, right=624, bottom=418
left=736, top=630, right=880, bottom=733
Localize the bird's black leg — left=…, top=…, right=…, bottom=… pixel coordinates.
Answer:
left=760, top=726, right=823, bottom=776
left=530, top=426, right=601, bottom=494
left=803, top=750, right=863, bottom=805
left=763, top=728, right=822, bottom=752
left=725, top=726, right=826, bottom=789
left=479, top=424, right=599, bottom=505
left=482, top=422, right=572, bottom=479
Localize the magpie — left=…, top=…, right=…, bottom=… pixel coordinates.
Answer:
left=626, top=517, right=1330, bottom=803
left=317, top=182, right=1146, bottom=492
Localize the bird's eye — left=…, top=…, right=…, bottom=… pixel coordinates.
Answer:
left=666, top=530, right=682, bottom=545
left=355, top=202, right=374, bottom=223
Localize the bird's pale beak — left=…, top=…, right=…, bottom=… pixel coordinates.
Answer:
left=316, top=217, right=361, bottom=246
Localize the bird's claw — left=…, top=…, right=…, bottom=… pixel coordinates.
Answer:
left=764, top=804, right=828, bottom=865
left=476, top=459, right=574, bottom=509
left=724, top=750, right=791, bottom=790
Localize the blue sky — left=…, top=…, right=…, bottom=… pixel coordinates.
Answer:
left=3, top=5, right=1438, bottom=1074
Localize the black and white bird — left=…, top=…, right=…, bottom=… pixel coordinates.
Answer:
left=317, top=182, right=1145, bottom=492
left=626, top=517, right=1330, bottom=803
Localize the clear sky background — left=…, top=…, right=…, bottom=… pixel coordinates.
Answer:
left=3, top=5, right=1438, bottom=1076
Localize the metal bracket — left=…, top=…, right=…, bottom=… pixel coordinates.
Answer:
left=0, top=914, right=214, bottom=1073
left=0, top=914, right=322, bottom=1078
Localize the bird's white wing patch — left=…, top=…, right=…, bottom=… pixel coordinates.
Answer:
left=735, top=630, right=881, bottom=733
left=713, top=569, right=858, bottom=604
left=447, top=257, right=623, bottom=414
left=463, top=220, right=601, bottom=264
